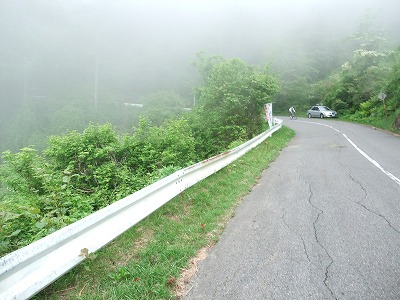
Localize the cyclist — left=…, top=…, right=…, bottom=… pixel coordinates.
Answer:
left=289, top=106, right=296, bottom=119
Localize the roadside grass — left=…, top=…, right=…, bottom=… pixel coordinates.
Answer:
left=33, top=126, right=295, bottom=300
left=340, top=113, right=400, bottom=135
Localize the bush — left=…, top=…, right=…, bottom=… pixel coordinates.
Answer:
left=120, top=117, right=197, bottom=174
left=0, top=119, right=200, bottom=256
left=1, top=147, right=47, bottom=195
left=193, top=57, right=278, bottom=154
left=331, top=98, right=349, bottom=114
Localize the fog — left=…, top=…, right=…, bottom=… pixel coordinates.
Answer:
left=1, top=0, right=400, bottom=151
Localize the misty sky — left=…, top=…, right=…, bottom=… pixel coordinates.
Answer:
left=1, top=0, right=400, bottom=100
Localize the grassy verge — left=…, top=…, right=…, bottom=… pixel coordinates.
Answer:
left=33, top=126, right=295, bottom=300
left=340, top=113, right=400, bottom=135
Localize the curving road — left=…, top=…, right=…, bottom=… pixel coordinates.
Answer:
left=183, top=118, right=400, bottom=300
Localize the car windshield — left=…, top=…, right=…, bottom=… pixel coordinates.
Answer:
left=320, top=106, right=331, bottom=111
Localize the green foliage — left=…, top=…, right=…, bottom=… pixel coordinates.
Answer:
left=192, top=51, right=225, bottom=84
left=1, top=147, right=46, bottom=195
left=139, top=90, right=188, bottom=126
left=46, top=100, right=92, bottom=135
left=273, top=15, right=400, bottom=126
left=32, top=126, right=295, bottom=300
left=311, top=49, right=391, bottom=114
left=331, top=98, right=349, bottom=113
left=0, top=143, right=99, bottom=253
left=0, top=54, right=279, bottom=257
left=385, top=49, right=400, bottom=114
left=152, top=118, right=197, bottom=167
left=273, top=75, right=311, bottom=113
left=44, top=123, right=122, bottom=195
left=336, top=50, right=393, bottom=107
left=321, top=47, right=399, bottom=126
left=120, top=117, right=197, bottom=176
left=2, top=102, right=47, bottom=153
left=327, top=47, right=400, bottom=131
left=192, top=57, right=278, bottom=155
left=107, top=266, right=133, bottom=282
left=0, top=201, right=41, bottom=252
left=0, top=118, right=200, bottom=256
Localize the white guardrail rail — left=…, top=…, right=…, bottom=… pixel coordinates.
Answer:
left=0, top=119, right=282, bottom=300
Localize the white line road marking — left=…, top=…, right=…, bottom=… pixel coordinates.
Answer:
left=298, top=121, right=400, bottom=186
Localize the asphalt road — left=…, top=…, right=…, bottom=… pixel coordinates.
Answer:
left=183, top=118, right=400, bottom=300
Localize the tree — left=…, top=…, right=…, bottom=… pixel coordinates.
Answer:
left=192, top=51, right=224, bottom=84
left=383, top=48, right=400, bottom=118
left=192, top=57, right=278, bottom=155
left=305, top=14, right=397, bottom=116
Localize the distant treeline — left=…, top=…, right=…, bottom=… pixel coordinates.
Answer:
left=273, top=20, right=400, bottom=126
left=0, top=57, right=278, bottom=256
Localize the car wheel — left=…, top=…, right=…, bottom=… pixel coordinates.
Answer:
left=320, top=114, right=324, bottom=118
left=308, top=113, right=312, bottom=118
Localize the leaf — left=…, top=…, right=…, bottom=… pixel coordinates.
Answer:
left=30, top=207, right=41, bottom=214
left=9, top=229, right=22, bottom=237
left=88, top=252, right=97, bottom=260
left=35, top=221, right=46, bottom=229
left=20, top=206, right=40, bottom=215
left=79, top=248, right=89, bottom=258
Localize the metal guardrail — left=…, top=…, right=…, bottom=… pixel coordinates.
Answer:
left=0, top=120, right=282, bottom=300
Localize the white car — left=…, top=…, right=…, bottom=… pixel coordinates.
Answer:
left=307, top=106, right=337, bottom=118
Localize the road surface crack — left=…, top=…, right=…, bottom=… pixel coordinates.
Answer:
left=302, top=176, right=337, bottom=300
left=348, top=172, right=400, bottom=235
left=280, top=170, right=313, bottom=264
left=281, top=204, right=312, bottom=264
